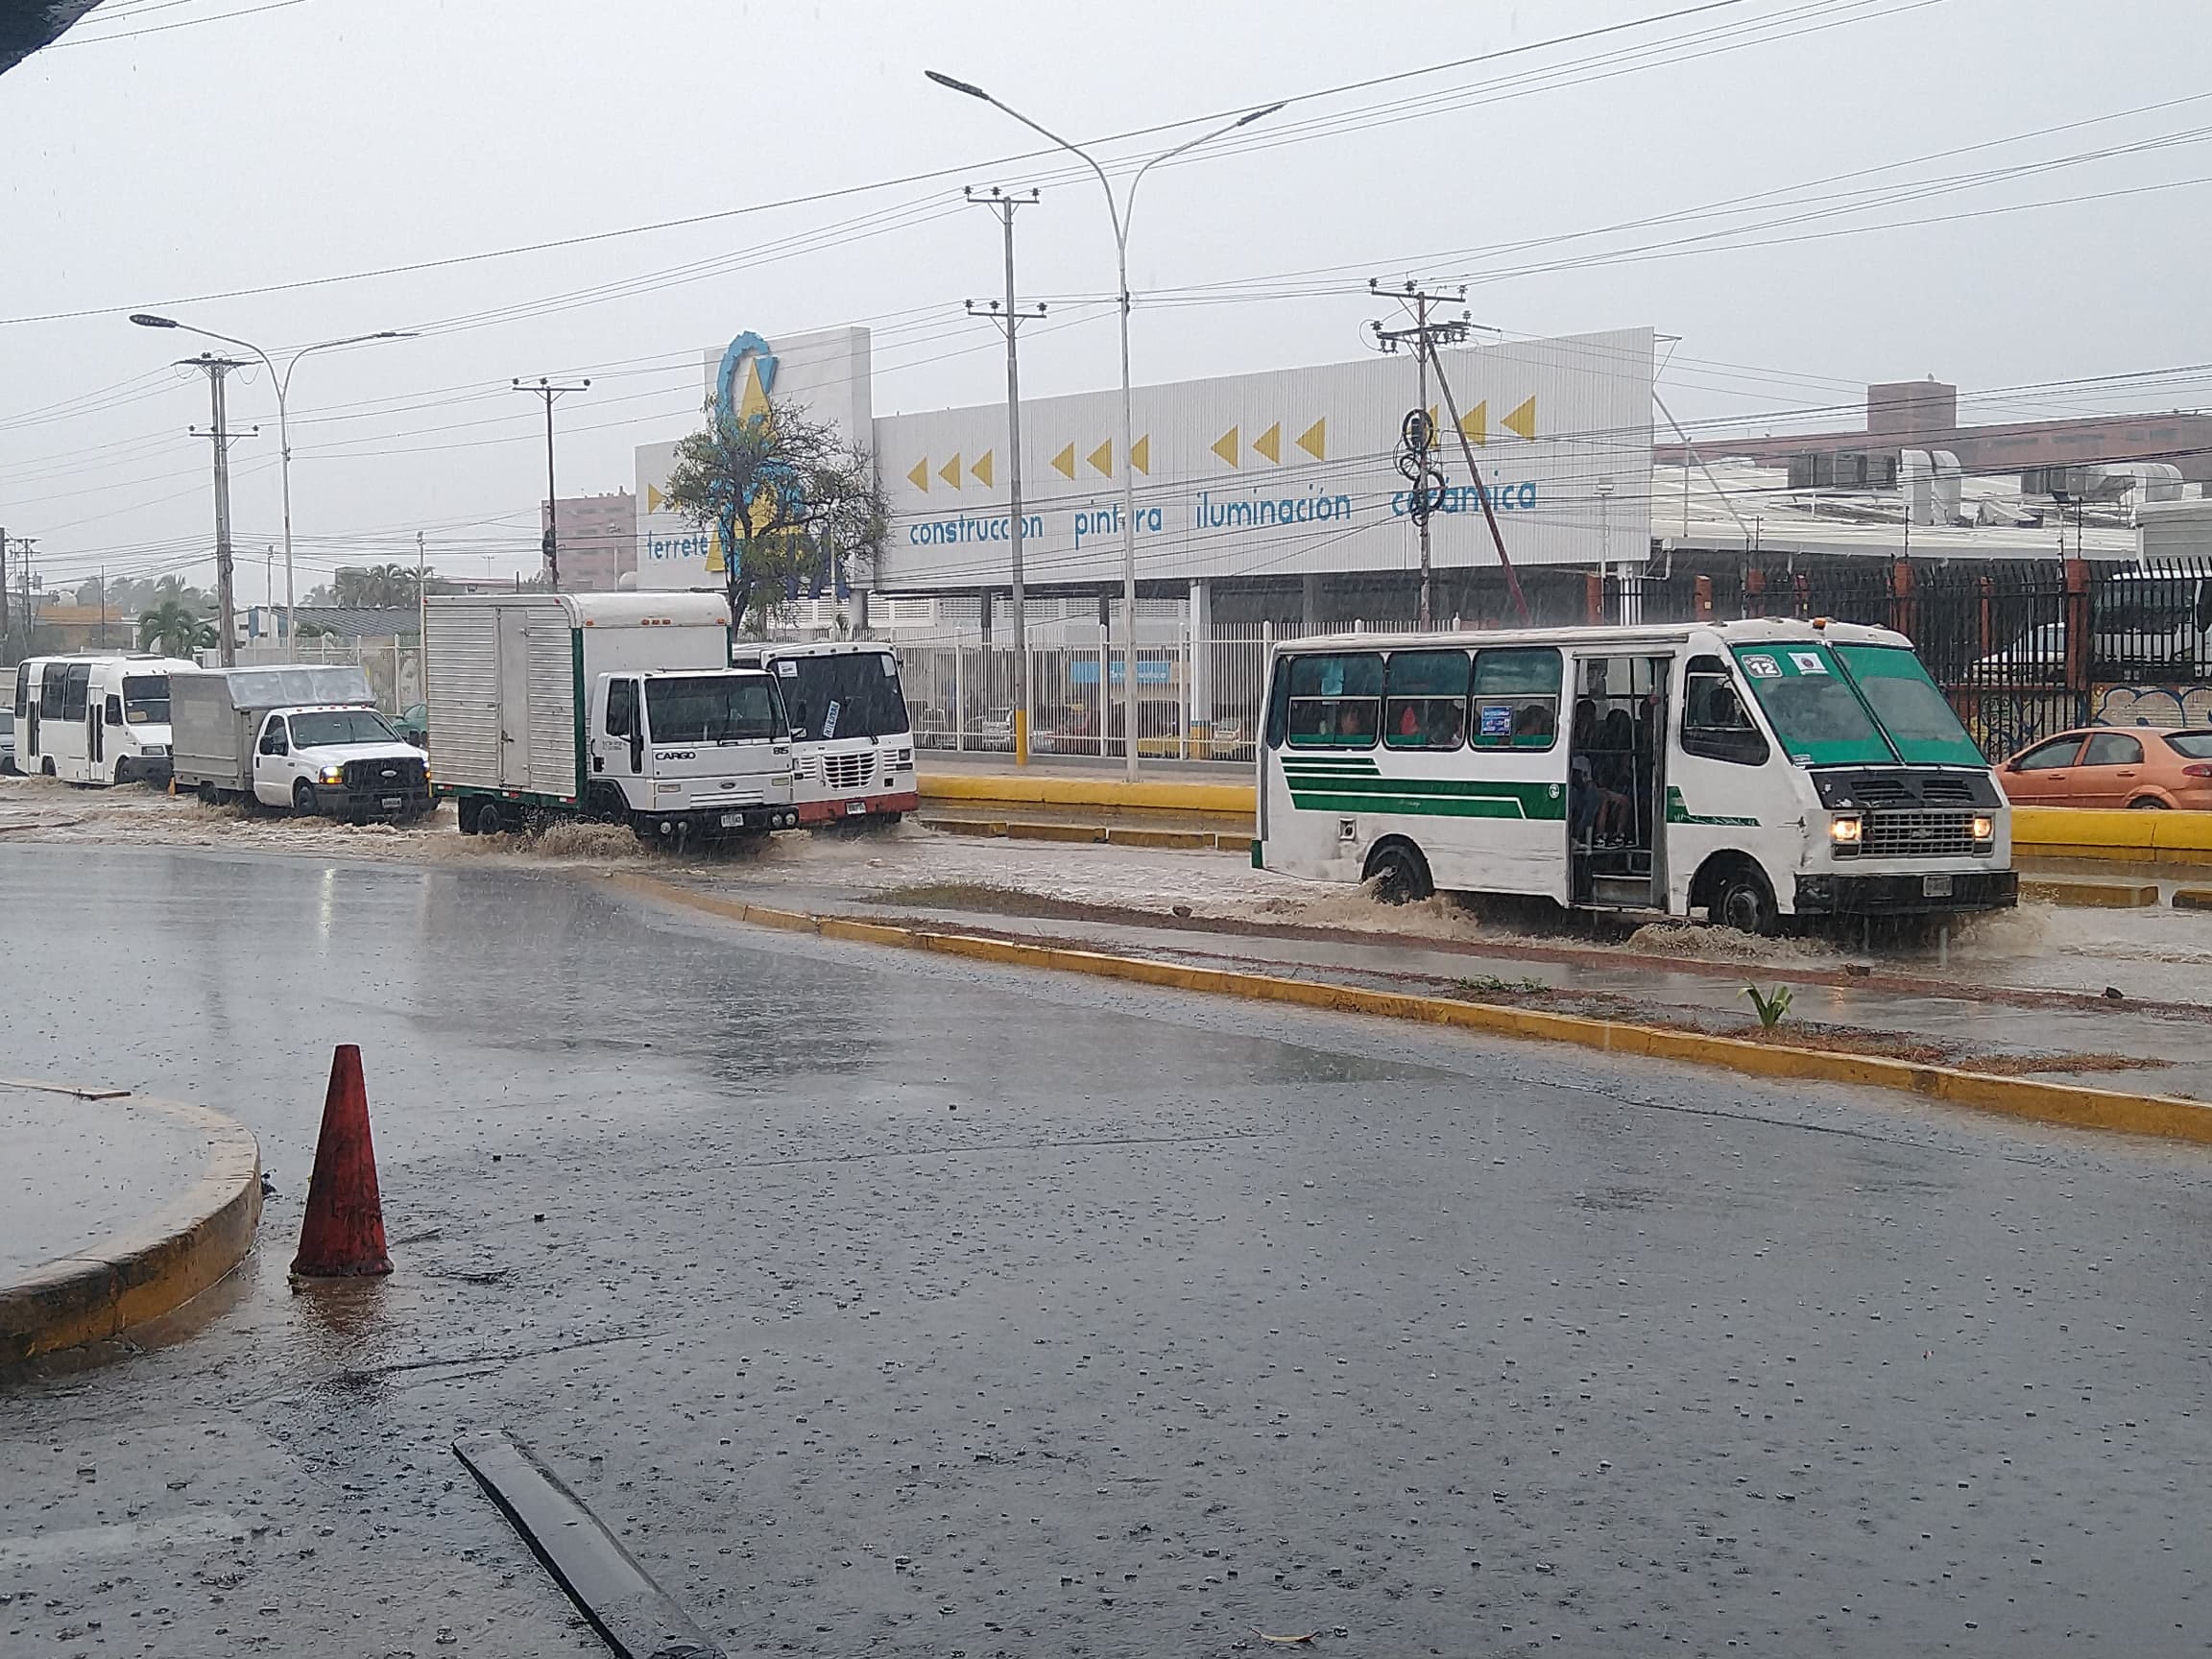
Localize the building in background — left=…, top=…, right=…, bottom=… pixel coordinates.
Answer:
left=542, top=490, right=637, bottom=591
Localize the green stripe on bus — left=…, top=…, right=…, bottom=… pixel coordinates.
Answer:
left=1286, top=774, right=1564, bottom=808
left=1665, top=785, right=1759, bottom=827
left=1287, top=790, right=1550, bottom=820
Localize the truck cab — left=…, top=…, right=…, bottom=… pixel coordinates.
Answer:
left=578, top=667, right=797, bottom=842
left=251, top=703, right=433, bottom=820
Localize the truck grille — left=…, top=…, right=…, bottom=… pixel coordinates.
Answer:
left=823, top=752, right=876, bottom=793
left=1864, top=809, right=1978, bottom=859
left=342, top=757, right=427, bottom=791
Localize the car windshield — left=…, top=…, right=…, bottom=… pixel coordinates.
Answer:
left=1730, top=643, right=1892, bottom=765
left=646, top=675, right=782, bottom=743
left=121, top=675, right=171, bottom=725
left=777, top=651, right=909, bottom=741
left=1831, top=644, right=1987, bottom=765
left=2169, top=732, right=2212, bottom=759
left=289, top=709, right=399, bottom=746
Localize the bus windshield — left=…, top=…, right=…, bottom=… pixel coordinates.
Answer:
left=646, top=675, right=782, bottom=744
left=778, top=652, right=908, bottom=742
left=1730, top=643, right=1892, bottom=766
left=121, top=675, right=171, bottom=725
left=1830, top=644, right=1986, bottom=764
left=289, top=709, right=399, bottom=746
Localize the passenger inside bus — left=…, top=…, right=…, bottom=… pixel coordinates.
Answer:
left=1571, top=699, right=1634, bottom=845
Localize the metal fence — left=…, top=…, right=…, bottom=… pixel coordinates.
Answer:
left=882, top=556, right=2212, bottom=765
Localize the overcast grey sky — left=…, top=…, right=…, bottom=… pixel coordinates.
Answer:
left=5, top=0, right=2210, bottom=598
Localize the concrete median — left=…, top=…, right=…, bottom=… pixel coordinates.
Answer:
left=0, top=1080, right=262, bottom=1364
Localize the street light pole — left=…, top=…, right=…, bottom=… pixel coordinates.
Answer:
left=130, top=314, right=414, bottom=643
left=926, top=71, right=1283, bottom=776
left=514, top=377, right=590, bottom=591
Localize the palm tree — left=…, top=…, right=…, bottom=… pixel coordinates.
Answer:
left=138, top=598, right=213, bottom=658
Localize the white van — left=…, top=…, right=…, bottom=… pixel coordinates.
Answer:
left=12, top=655, right=198, bottom=785
left=728, top=640, right=919, bottom=825
left=1256, top=619, right=2017, bottom=932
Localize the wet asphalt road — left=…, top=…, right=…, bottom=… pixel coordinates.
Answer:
left=3, top=841, right=2211, bottom=1658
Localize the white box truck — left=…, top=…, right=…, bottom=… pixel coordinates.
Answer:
left=171, top=663, right=433, bottom=820
left=425, top=591, right=800, bottom=840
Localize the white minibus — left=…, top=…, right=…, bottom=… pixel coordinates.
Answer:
left=1256, top=619, right=2016, bottom=933
left=729, top=640, right=918, bottom=825
left=12, top=654, right=198, bottom=785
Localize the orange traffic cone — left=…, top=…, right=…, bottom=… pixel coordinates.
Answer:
left=291, top=1044, right=392, bottom=1277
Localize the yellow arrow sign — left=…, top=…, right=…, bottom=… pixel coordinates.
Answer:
left=1129, top=435, right=1150, bottom=476
left=1212, top=426, right=1239, bottom=467
left=1087, top=439, right=1114, bottom=476
left=1502, top=396, right=1537, bottom=441
left=970, top=449, right=995, bottom=489
left=1461, top=401, right=1487, bottom=446
left=939, top=454, right=963, bottom=489
left=1295, top=418, right=1326, bottom=461
left=907, top=458, right=929, bottom=493
left=1050, top=442, right=1076, bottom=480
left=1253, top=421, right=1281, bottom=464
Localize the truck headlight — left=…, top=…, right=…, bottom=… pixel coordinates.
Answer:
left=1971, top=815, right=1994, bottom=843
left=1829, top=814, right=1863, bottom=854
left=320, top=766, right=344, bottom=784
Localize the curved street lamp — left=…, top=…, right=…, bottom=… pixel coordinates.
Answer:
left=130, top=312, right=415, bottom=642
left=925, top=74, right=1283, bottom=777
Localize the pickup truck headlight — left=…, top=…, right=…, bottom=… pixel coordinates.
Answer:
left=319, top=766, right=345, bottom=784
left=1829, top=814, right=1863, bottom=855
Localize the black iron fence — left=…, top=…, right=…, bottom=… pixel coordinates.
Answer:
left=1636, top=554, right=2212, bottom=757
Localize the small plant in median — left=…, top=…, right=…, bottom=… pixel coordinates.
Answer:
left=1743, top=981, right=1793, bottom=1029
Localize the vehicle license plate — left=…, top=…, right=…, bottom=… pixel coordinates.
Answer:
left=380, top=797, right=402, bottom=809
left=846, top=800, right=866, bottom=815
left=1922, top=873, right=1954, bottom=898
left=720, top=812, right=747, bottom=829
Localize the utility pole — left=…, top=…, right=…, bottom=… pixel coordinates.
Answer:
left=7, top=536, right=37, bottom=658
left=1369, top=280, right=1472, bottom=630
left=514, top=377, right=589, bottom=591
left=180, top=352, right=253, bottom=666
left=0, top=525, right=10, bottom=659
left=963, top=185, right=1046, bottom=765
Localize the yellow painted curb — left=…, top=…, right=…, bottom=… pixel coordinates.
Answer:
left=919, top=771, right=1254, bottom=823
left=2020, top=878, right=2162, bottom=908
left=2011, top=805, right=2212, bottom=866
left=2176, top=887, right=2212, bottom=911
left=0, top=1085, right=262, bottom=1364
left=1106, top=827, right=1218, bottom=852
left=605, top=876, right=2212, bottom=1150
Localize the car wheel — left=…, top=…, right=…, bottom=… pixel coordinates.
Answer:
left=1711, top=864, right=1778, bottom=936
left=2128, top=797, right=2169, bottom=809
left=292, top=780, right=318, bottom=817
left=1364, top=839, right=1433, bottom=905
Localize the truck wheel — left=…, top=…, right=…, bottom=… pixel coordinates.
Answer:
left=587, top=783, right=629, bottom=823
left=292, top=780, right=318, bottom=817
left=474, top=799, right=508, bottom=836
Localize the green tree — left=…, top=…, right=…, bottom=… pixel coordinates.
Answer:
left=138, top=598, right=216, bottom=658
left=661, top=394, right=887, bottom=638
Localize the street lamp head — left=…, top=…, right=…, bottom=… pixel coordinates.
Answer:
left=926, top=68, right=990, bottom=101
left=1235, top=100, right=1287, bottom=129
left=129, top=312, right=180, bottom=328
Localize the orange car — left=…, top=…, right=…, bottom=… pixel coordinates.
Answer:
left=1998, top=726, right=2212, bottom=809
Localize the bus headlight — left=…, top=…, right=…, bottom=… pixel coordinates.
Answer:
left=1829, top=814, right=1863, bottom=855
left=1971, top=815, right=1995, bottom=844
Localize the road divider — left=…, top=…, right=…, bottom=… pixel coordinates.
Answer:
left=0, top=1081, right=262, bottom=1364
left=2176, top=887, right=2212, bottom=911
left=2019, top=878, right=2162, bottom=908
left=607, top=875, right=2212, bottom=1150
left=922, top=774, right=2212, bottom=869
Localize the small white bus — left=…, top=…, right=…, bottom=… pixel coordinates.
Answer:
left=729, top=640, right=919, bottom=825
left=1256, top=619, right=2016, bottom=933
left=12, top=654, right=198, bottom=786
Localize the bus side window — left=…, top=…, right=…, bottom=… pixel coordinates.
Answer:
left=40, top=669, right=67, bottom=721
left=1383, top=650, right=1470, bottom=750
left=60, top=664, right=90, bottom=721
left=1468, top=647, right=1561, bottom=750
left=1263, top=657, right=1291, bottom=750
left=1285, top=653, right=1382, bottom=749
left=1680, top=655, right=1769, bottom=766
left=104, top=695, right=124, bottom=727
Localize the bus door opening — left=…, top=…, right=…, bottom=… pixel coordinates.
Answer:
left=1570, top=655, right=1671, bottom=907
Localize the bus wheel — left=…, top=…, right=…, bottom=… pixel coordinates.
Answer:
left=1364, top=839, right=1433, bottom=905
left=40, top=757, right=55, bottom=777
left=1709, top=862, right=1777, bottom=936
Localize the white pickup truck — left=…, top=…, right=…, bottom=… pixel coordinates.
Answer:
left=171, top=664, right=433, bottom=821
